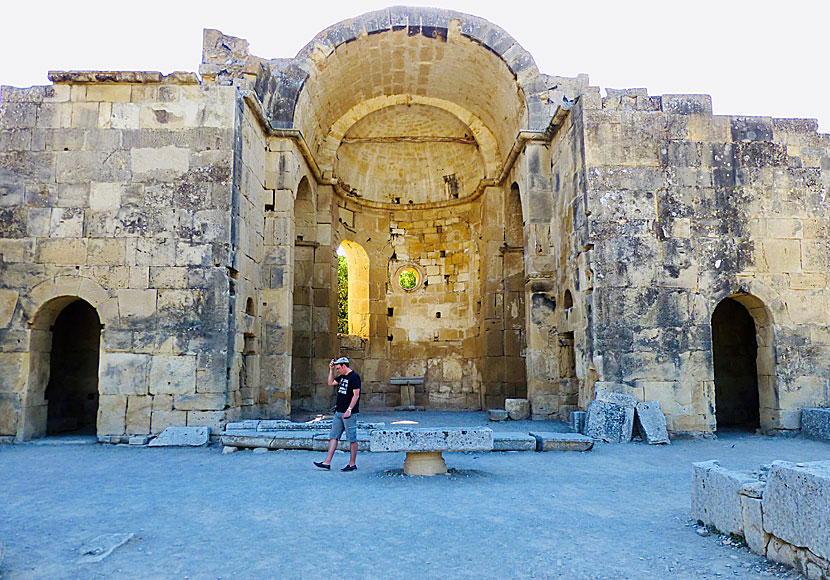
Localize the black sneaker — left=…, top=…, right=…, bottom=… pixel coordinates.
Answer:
left=341, top=464, right=357, bottom=472
left=313, top=461, right=330, bottom=470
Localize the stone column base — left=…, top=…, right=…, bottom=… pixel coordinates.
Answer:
left=403, top=451, right=447, bottom=476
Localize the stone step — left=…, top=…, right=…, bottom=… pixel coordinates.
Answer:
left=529, top=432, right=594, bottom=452
left=493, top=432, right=537, bottom=451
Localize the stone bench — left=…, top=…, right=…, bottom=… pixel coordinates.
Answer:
left=389, top=376, right=424, bottom=408
left=370, top=427, right=493, bottom=475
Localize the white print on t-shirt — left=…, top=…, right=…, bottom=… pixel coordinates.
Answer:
left=338, top=377, right=349, bottom=395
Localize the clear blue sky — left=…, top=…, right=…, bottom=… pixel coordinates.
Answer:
left=3, top=0, right=828, bottom=131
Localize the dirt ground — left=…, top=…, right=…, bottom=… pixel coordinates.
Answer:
left=2, top=411, right=829, bottom=580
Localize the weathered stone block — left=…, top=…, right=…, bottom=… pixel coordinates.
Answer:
left=585, top=401, right=634, bottom=443
left=312, top=431, right=370, bottom=452
left=125, top=395, right=152, bottom=435
left=150, top=409, right=187, bottom=432
left=488, top=408, right=508, bottom=421
left=173, top=393, right=226, bottom=411
left=570, top=410, right=586, bottom=434
left=595, top=389, right=638, bottom=408
left=492, top=432, right=537, bottom=451
left=97, top=394, right=127, bottom=435
left=370, top=428, right=493, bottom=452
left=635, top=401, right=670, bottom=444
left=740, top=495, right=769, bottom=556
left=763, top=461, right=830, bottom=561
left=505, top=398, right=530, bottom=420
left=691, top=460, right=759, bottom=537
left=148, top=425, right=209, bottom=447
left=149, top=355, right=196, bottom=395
left=802, top=408, right=830, bottom=441
left=99, top=353, right=149, bottom=395
left=530, top=432, right=594, bottom=452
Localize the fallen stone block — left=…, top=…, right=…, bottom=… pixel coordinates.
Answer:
left=691, top=460, right=760, bottom=537
left=530, top=432, right=594, bottom=452
left=488, top=409, right=508, bottom=421
left=802, top=408, right=830, bottom=441
left=493, top=432, right=536, bottom=451
left=128, top=435, right=150, bottom=446
left=570, top=411, right=586, bottom=434
left=225, top=420, right=261, bottom=430
left=312, top=431, right=371, bottom=452
left=148, top=426, right=209, bottom=447
left=77, top=533, right=134, bottom=564
left=221, top=431, right=318, bottom=450
left=252, top=447, right=268, bottom=454
left=595, top=389, right=637, bottom=408
left=221, top=445, right=238, bottom=454
left=763, top=460, right=830, bottom=562
left=585, top=400, right=634, bottom=443
left=505, top=398, right=530, bottom=420
left=635, top=401, right=670, bottom=444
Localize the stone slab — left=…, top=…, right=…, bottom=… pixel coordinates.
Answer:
left=493, top=432, right=537, bottom=451
left=312, top=431, right=370, bottom=452
left=595, top=389, right=638, bottom=408
left=802, top=408, right=830, bottom=441
left=691, top=460, right=760, bottom=537
left=221, top=431, right=318, bottom=450
left=763, top=460, right=830, bottom=561
left=635, top=401, right=670, bottom=444
left=147, top=426, right=209, bottom=447
left=530, top=432, right=594, bottom=452
left=585, top=401, right=634, bottom=443
left=369, top=428, right=493, bottom=453
left=505, top=399, right=530, bottom=420
left=488, top=409, right=508, bottom=421
left=128, top=435, right=150, bottom=446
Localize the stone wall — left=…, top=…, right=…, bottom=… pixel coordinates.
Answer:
left=692, top=460, right=830, bottom=578
left=581, top=88, right=830, bottom=433
left=0, top=74, right=237, bottom=438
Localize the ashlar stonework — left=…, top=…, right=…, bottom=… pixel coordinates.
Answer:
left=1, top=7, right=829, bottom=441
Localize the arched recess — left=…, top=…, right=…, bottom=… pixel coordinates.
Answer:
left=18, top=277, right=114, bottom=439
left=24, top=296, right=104, bottom=439
left=294, top=176, right=315, bottom=242
left=711, top=293, right=776, bottom=431
left=339, top=240, right=370, bottom=338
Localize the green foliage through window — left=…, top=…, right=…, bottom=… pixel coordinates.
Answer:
left=337, top=255, right=349, bottom=333
left=399, top=268, right=418, bottom=290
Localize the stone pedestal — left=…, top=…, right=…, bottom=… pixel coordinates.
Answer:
left=404, top=451, right=448, bottom=476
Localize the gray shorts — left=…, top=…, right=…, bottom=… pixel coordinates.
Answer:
left=328, top=412, right=358, bottom=443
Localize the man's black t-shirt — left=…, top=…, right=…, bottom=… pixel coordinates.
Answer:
left=334, top=371, right=361, bottom=413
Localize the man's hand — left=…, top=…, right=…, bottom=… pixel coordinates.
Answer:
left=343, top=408, right=352, bottom=419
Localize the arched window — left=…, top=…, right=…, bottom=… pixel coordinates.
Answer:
left=337, top=240, right=369, bottom=338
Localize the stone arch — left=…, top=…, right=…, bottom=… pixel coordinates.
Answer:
left=261, top=7, right=549, bottom=141
left=710, top=292, right=778, bottom=432
left=17, top=277, right=114, bottom=440
left=339, top=240, right=370, bottom=338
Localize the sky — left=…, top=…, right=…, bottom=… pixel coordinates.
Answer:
left=2, top=0, right=828, bottom=131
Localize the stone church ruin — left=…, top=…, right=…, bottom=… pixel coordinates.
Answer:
left=1, top=7, right=828, bottom=441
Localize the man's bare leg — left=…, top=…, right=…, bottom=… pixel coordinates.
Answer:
left=348, top=441, right=358, bottom=466
left=322, top=438, right=338, bottom=465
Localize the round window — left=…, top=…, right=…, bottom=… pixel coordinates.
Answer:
left=397, top=267, right=420, bottom=291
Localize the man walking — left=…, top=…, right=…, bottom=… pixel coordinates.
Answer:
left=314, top=356, right=361, bottom=471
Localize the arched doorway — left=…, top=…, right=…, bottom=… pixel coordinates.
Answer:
left=711, top=298, right=760, bottom=430
left=44, top=299, right=102, bottom=435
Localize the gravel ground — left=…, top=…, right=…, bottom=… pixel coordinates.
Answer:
left=1, top=411, right=828, bottom=580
